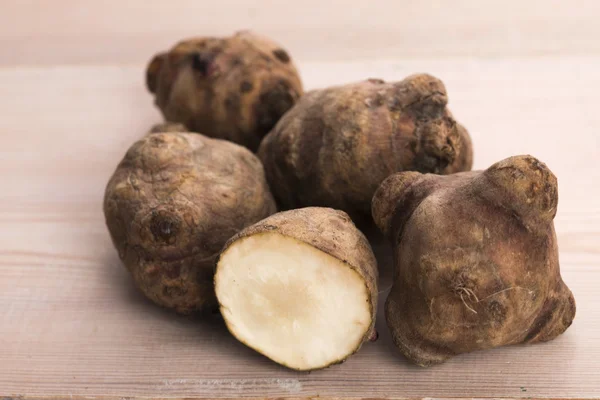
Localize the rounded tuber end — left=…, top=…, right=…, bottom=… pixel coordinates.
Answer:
left=398, top=73, right=448, bottom=114
left=483, top=155, right=558, bottom=228
left=372, top=172, right=422, bottom=238
left=146, top=52, right=166, bottom=94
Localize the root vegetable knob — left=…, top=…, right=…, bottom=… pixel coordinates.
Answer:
left=103, top=132, right=276, bottom=314
left=215, top=207, right=378, bottom=371
left=372, top=155, right=575, bottom=366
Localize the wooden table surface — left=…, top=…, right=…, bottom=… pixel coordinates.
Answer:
left=1, top=1, right=599, bottom=399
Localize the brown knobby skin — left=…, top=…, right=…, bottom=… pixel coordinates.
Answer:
left=215, top=207, right=378, bottom=371
left=258, top=74, right=473, bottom=225
left=372, top=155, right=576, bottom=366
left=104, top=132, right=276, bottom=314
left=146, top=31, right=303, bottom=151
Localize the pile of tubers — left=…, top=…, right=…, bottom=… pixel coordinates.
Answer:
left=104, top=31, right=575, bottom=371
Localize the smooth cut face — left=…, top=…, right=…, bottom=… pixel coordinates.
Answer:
left=215, top=232, right=372, bottom=370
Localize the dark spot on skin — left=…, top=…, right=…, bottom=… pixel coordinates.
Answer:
left=255, top=81, right=296, bottom=137
left=195, top=261, right=216, bottom=283
left=225, top=92, right=241, bottom=117
left=409, top=138, right=418, bottom=152
left=272, top=48, right=290, bottom=63
left=231, top=57, right=243, bottom=67
left=240, top=80, right=253, bottom=93
left=165, top=264, right=182, bottom=279
left=150, top=213, right=180, bottom=244
left=190, top=52, right=216, bottom=76
left=368, top=78, right=385, bottom=84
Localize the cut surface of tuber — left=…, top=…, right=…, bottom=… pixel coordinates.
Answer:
left=215, top=232, right=371, bottom=371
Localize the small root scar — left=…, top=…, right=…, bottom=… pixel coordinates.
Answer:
left=453, top=285, right=480, bottom=314
left=459, top=292, right=478, bottom=314
left=477, top=286, right=535, bottom=302
left=457, top=286, right=535, bottom=314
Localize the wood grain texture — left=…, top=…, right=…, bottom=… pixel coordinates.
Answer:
left=1, top=398, right=587, bottom=400
left=1, top=398, right=586, bottom=400
left=0, top=57, right=599, bottom=399
left=1, top=0, right=600, bottom=66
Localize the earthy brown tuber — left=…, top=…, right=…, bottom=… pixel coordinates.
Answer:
left=215, top=207, right=378, bottom=371
left=104, top=132, right=276, bottom=314
left=372, top=155, right=575, bottom=366
left=258, top=74, right=473, bottom=224
left=146, top=31, right=303, bottom=151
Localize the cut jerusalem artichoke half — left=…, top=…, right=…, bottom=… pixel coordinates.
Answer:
left=215, top=207, right=378, bottom=371
left=372, top=155, right=576, bottom=366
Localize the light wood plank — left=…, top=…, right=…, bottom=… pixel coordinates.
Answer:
left=1, top=0, right=600, bottom=66
left=0, top=57, right=599, bottom=398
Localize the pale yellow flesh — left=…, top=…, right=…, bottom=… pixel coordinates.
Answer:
left=215, top=232, right=371, bottom=371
